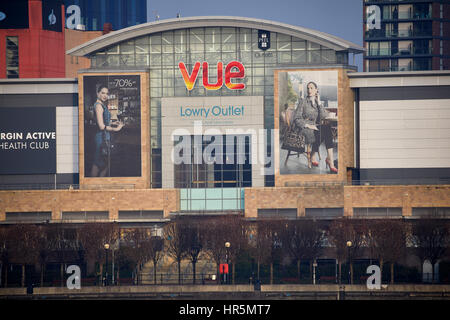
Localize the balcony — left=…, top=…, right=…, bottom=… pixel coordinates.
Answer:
left=365, top=29, right=432, bottom=39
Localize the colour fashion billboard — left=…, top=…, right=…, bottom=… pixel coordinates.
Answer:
left=82, top=74, right=141, bottom=177
left=278, top=70, right=338, bottom=175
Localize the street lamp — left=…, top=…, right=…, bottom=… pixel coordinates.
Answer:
left=225, top=241, right=231, bottom=284
left=104, top=243, right=110, bottom=286
left=346, top=241, right=352, bottom=285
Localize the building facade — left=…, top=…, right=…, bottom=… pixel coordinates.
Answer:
left=1, top=17, right=449, bottom=226
left=64, top=0, right=147, bottom=31
left=0, top=0, right=66, bottom=78
left=364, top=0, right=450, bottom=72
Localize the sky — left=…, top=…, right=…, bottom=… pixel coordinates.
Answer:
left=146, top=0, right=364, bottom=70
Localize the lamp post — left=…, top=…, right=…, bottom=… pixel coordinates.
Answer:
left=225, top=241, right=231, bottom=284
left=346, top=241, right=352, bottom=285
left=104, top=243, right=110, bottom=286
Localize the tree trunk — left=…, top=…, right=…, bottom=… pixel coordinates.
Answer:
left=379, top=259, right=384, bottom=284
left=4, top=264, right=8, bottom=287
left=116, top=264, right=120, bottom=286
left=216, top=263, right=220, bottom=284
left=178, top=260, right=181, bottom=284
left=232, top=262, right=236, bottom=285
left=99, top=264, right=103, bottom=286
left=21, top=264, right=25, bottom=288
left=338, top=261, right=342, bottom=284
left=297, top=259, right=301, bottom=283
left=309, top=261, right=313, bottom=284
left=257, top=261, right=260, bottom=281
left=192, top=261, right=196, bottom=284
left=390, top=262, right=395, bottom=284
left=350, top=263, right=354, bottom=285
left=431, top=262, right=435, bottom=284
left=153, top=260, right=157, bottom=285
left=40, top=264, right=45, bottom=287
left=270, top=263, right=273, bottom=285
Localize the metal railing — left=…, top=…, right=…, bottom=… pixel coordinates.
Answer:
left=0, top=184, right=136, bottom=191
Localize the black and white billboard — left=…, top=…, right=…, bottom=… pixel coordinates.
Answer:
left=0, top=107, right=56, bottom=174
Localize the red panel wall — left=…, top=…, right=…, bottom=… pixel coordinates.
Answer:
left=0, top=0, right=65, bottom=78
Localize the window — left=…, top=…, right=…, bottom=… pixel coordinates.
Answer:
left=353, top=207, right=402, bottom=217
left=258, top=208, right=297, bottom=219
left=305, top=208, right=343, bottom=218
left=412, top=207, right=450, bottom=217
left=62, top=211, right=109, bottom=220
left=118, top=210, right=164, bottom=220
left=5, top=211, right=51, bottom=222
left=6, top=36, right=19, bottom=78
left=174, top=135, right=252, bottom=188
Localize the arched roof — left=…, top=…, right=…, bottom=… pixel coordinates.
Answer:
left=67, top=16, right=363, bottom=56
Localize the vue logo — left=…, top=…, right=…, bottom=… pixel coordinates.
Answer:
left=178, top=61, right=245, bottom=91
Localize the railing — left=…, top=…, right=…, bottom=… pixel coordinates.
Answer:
left=365, top=29, right=432, bottom=39
left=0, top=184, right=136, bottom=191
left=1, top=179, right=449, bottom=192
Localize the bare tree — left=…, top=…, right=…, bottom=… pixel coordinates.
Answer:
left=148, top=235, right=164, bottom=285
left=164, top=218, right=188, bottom=284
left=251, top=220, right=284, bottom=284
left=0, top=226, right=10, bottom=287
left=203, top=217, right=229, bottom=283
left=223, top=216, right=249, bottom=284
left=183, top=219, right=204, bottom=284
left=7, top=224, right=41, bottom=287
left=282, top=219, right=324, bottom=283
left=78, top=223, right=119, bottom=285
left=366, top=219, right=407, bottom=284
left=409, top=218, right=449, bottom=283
left=122, top=228, right=163, bottom=285
left=328, top=219, right=366, bottom=284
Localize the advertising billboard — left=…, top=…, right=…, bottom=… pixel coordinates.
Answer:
left=277, top=70, right=338, bottom=175
left=82, top=74, right=142, bottom=178
left=0, top=107, right=56, bottom=174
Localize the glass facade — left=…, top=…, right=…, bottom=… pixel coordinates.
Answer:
left=89, top=27, right=350, bottom=188
left=65, top=0, right=147, bottom=31
left=363, top=1, right=450, bottom=71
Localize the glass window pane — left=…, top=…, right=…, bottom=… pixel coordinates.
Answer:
left=321, top=50, right=336, bottom=63
left=190, top=28, right=204, bottom=43
left=161, top=31, right=173, bottom=44
left=162, top=44, right=173, bottom=53
left=150, top=44, right=161, bottom=54
left=120, top=54, right=135, bottom=66
left=150, top=54, right=161, bottom=65
left=278, top=51, right=291, bottom=63
left=292, top=40, right=306, bottom=51
left=106, top=55, right=119, bottom=66
left=150, top=34, right=162, bottom=44
left=308, top=50, right=321, bottom=63
left=136, top=54, right=149, bottom=66
left=206, top=200, right=222, bottom=210
left=162, top=53, right=174, bottom=65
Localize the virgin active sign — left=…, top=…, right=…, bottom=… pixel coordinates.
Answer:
left=0, top=107, right=56, bottom=174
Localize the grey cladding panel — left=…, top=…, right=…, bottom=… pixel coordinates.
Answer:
left=0, top=94, right=78, bottom=107
left=360, top=86, right=450, bottom=101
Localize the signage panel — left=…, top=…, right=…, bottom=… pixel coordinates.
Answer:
left=82, top=74, right=142, bottom=178
left=0, top=107, right=56, bottom=174
left=277, top=70, right=339, bottom=175
left=42, top=0, right=63, bottom=32
left=0, top=0, right=29, bottom=29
